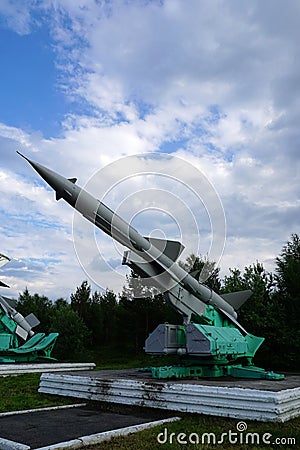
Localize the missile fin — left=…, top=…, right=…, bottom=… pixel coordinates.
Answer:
left=25, top=313, right=40, bottom=328
left=15, top=325, right=28, bottom=341
left=68, top=178, right=77, bottom=184
left=221, top=289, right=253, bottom=310
left=122, top=250, right=163, bottom=279
left=144, top=237, right=185, bottom=261
left=0, top=253, right=11, bottom=268
left=125, top=260, right=151, bottom=278
left=56, top=191, right=63, bottom=201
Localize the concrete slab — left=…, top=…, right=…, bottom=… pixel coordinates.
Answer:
left=39, top=369, right=300, bottom=422
left=0, top=363, right=95, bottom=376
left=0, top=404, right=176, bottom=449
left=59, top=368, right=300, bottom=390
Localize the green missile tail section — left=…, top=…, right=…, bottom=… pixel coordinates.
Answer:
left=0, top=298, right=59, bottom=363
left=0, top=254, right=59, bottom=363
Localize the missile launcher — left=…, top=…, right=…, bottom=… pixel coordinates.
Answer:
left=18, top=152, right=283, bottom=379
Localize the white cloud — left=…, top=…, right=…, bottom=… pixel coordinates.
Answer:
left=0, top=0, right=299, bottom=299
left=0, top=0, right=33, bottom=35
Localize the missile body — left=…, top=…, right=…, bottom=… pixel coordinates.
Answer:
left=18, top=152, right=246, bottom=330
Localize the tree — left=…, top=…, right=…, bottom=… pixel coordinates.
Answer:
left=16, top=288, right=53, bottom=333
left=221, top=262, right=276, bottom=335
left=49, top=302, right=90, bottom=361
left=227, top=263, right=278, bottom=344
left=275, top=233, right=300, bottom=309
left=83, top=290, right=103, bottom=347
left=70, top=281, right=91, bottom=324
left=98, top=289, right=118, bottom=345
left=272, top=234, right=300, bottom=368
left=54, top=298, right=68, bottom=309
left=221, top=268, right=247, bottom=293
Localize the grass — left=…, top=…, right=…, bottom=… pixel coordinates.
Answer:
left=84, top=414, right=300, bottom=449
left=0, top=373, right=73, bottom=413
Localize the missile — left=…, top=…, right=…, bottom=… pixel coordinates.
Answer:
left=0, top=295, right=40, bottom=340
left=0, top=253, right=40, bottom=340
left=18, top=151, right=250, bottom=333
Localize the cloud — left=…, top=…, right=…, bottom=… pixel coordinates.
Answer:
left=0, top=0, right=299, bottom=299
left=0, top=0, right=33, bottom=35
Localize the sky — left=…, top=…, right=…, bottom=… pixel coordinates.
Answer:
left=0, top=0, right=299, bottom=300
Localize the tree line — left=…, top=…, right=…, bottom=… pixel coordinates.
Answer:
left=16, top=233, right=300, bottom=370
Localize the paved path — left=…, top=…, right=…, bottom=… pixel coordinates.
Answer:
left=0, top=404, right=172, bottom=449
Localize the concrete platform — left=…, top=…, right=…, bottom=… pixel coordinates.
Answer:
left=0, top=362, right=95, bottom=376
left=39, top=368, right=300, bottom=422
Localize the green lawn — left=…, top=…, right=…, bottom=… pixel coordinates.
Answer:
left=0, top=373, right=73, bottom=412
left=85, top=414, right=300, bottom=450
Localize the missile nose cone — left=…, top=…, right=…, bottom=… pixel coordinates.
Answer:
left=17, top=150, right=63, bottom=195
left=17, top=150, right=44, bottom=173
left=18, top=150, right=80, bottom=206
left=17, top=150, right=45, bottom=176
left=16, top=150, right=30, bottom=162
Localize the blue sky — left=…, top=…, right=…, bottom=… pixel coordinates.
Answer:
left=0, top=24, right=67, bottom=136
left=0, top=0, right=299, bottom=299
